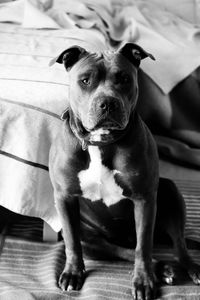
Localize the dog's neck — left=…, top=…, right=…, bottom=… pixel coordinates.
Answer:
left=63, top=109, right=134, bottom=150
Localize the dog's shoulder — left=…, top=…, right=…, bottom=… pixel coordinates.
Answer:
left=49, top=120, right=84, bottom=171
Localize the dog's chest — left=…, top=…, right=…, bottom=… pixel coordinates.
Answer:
left=78, top=146, right=125, bottom=206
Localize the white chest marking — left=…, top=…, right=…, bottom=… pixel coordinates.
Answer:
left=78, top=146, right=125, bottom=206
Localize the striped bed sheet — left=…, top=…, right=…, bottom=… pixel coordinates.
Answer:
left=178, top=180, right=200, bottom=244
left=0, top=180, right=200, bottom=299
left=1, top=239, right=200, bottom=300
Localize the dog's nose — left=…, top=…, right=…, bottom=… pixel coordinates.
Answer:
left=98, top=97, right=119, bottom=114
left=99, top=102, right=108, bottom=111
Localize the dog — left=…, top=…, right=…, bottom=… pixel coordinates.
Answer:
left=49, top=43, right=200, bottom=300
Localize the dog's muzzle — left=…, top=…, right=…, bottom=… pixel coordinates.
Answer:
left=88, top=96, right=127, bottom=131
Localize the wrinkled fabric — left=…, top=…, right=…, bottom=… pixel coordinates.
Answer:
left=137, top=69, right=200, bottom=167
left=0, top=1, right=200, bottom=230
left=0, top=22, right=107, bottom=231
left=0, top=0, right=200, bottom=93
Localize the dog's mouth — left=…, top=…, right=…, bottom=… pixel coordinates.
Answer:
left=91, top=111, right=128, bottom=130
left=93, top=120, right=126, bottom=131
left=88, top=119, right=128, bottom=144
left=67, top=109, right=130, bottom=149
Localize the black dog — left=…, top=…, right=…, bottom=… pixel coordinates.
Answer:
left=49, top=43, right=200, bottom=300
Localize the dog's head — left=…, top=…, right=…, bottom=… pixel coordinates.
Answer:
left=50, top=43, right=155, bottom=147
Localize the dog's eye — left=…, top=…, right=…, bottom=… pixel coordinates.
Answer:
left=120, top=74, right=131, bottom=84
left=81, top=78, right=91, bottom=85
left=116, top=72, right=131, bottom=85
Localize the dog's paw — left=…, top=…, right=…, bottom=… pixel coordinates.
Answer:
left=155, top=261, right=175, bottom=285
left=187, top=263, right=200, bottom=285
left=132, top=268, right=156, bottom=300
left=58, top=263, right=85, bottom=292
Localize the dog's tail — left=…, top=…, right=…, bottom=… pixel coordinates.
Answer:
left=81, top=238, right=134, bottom=262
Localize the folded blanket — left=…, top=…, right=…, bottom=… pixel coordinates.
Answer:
left=1, top=0, right=200, bottom=93
left=0, top=22, right=109, bottom=231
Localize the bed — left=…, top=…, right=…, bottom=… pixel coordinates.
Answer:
left=0, top=0, right=200, bottom=299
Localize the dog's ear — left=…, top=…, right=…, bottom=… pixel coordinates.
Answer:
left=119, top=43, right=155, bottom=68
left=49, top=46, right=87, bottom=71
left=61, top=108, right=70, bottom=121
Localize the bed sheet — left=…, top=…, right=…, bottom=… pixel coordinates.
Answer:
left=0, top=179, right=200, bottom=300
left=0, top=0, right=200, bottom=230
left=0, top=22, right=108, bottom=231
left=1, top=0, right=200, bottom=93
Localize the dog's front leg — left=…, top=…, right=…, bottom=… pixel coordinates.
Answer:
left=55, top=193, right=85, bottom=292
left=132, top=197, right=157, bottom=300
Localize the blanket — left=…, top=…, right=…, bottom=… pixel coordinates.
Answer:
left=1, top=0, right=200, bottom=93
left=0, top=0, right=200, bottom=231
left=1, top=238, right=200, bottom=300
left=0, top=22, right=107, bottom=231
left=0, top=179, right=200, bottom=300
